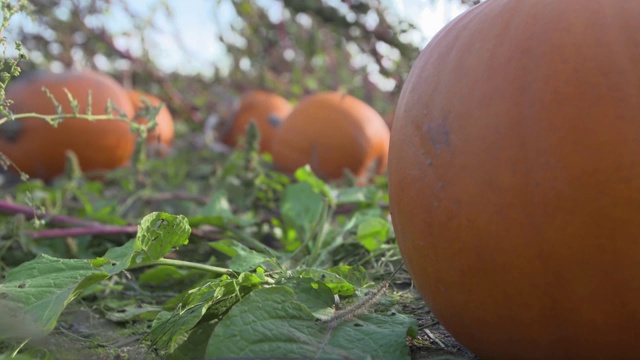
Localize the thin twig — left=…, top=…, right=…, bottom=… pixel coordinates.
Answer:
left=425, top=329, right=446, bottom=348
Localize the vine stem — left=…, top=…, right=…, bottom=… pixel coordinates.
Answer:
left=0, top=199, right=222, bottom=241
left=0, top=199, right=101, bottom=227
left=129, top=257, right=233, bottom=275
left=0, top=112, right=132, bottom=126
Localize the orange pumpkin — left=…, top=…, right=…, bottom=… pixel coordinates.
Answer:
left=271, top=91, right=389, bottom=181
left=127, top=89, right=175, bottom=154
left=0, top=69, right=135, bottom=181
left=388, top=1, right=640, bottom=359
left=219, top=90, right=292, bottom=153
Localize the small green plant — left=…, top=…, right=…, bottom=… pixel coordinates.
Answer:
left=0, top=0, right=30, bottom=113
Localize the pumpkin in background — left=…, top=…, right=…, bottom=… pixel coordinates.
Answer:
left=384, top=108, right=395, bottom=130
left=127, top=89, right=175, bottom=155
left=388, top=0, right=640, bottom=359
left=219, top=90, right=292, bottom=153
left=271, top=91, right=389, bottom=181
left=0, top=69, right=135, bottom=181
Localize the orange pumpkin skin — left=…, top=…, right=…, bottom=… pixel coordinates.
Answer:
left=271, top=92, right=389, bottom=181
left=127, top=90, right=175, bottom=153
left=388, top=1, right=640, bottom=359
left=220, top=90, right=292, bottom=153
left=0, top=69, right=135, bottom=181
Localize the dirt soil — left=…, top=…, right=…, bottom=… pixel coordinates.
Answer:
left=24, top=304, right=156, bottom=360
left=403, top=292, right=480, bottom=360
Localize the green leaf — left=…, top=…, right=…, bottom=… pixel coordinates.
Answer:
left=326, top=312, right=417, bottom=360
left=203, top=272, right=264, bottom=319
left=280, top=182, right=324, bottom=237
left=138, top=265, right=187, bottom=284
left=357, top=217, right=390, bottom=252
left=150, top=310, right=191, bottom=350
left=166, top=321, right=217, bottom=360
left=188, top=190, right=234, bottom=227
left=277, top=277, right=335, bottom=319
left=132, top=212, right=191, bottom=265
left=335, top=186, right=368, bottom=205
left=150, top=273, right=263, bottom=351
left=210, top=239, right=272, bottom=272
left=205, top=286, right=416, bottom=360
left=288, top=269, right=355, bottom=296
left=294, top=165, right=333, bottom=201
left=0, top=255, right=109, bottom=337
left=100, top=238, right=137, bottom=274
left=327, top=265, right=370, bottom=288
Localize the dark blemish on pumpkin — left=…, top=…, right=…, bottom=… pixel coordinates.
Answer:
left=17, top=283, right=27, bottom=288
left=353, top=322, right=364, bottom=327
left=427, top=159, right=433, bottom=167
left=0, top=121, right=23, bottom=142
left=427, top=121, right=451, bottom=153
left=268, top=114, right=283, bottom=127
left=427, top=118, right=451, bottom=154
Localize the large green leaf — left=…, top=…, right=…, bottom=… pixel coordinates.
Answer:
left=205, top=286, right=416, bottom=359
left=0, top=255, right=109, bottom=338
left=150, top=273, right=264, bottom=351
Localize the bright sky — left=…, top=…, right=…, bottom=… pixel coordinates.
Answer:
left=123, top=0, right=468, bottom=76
left=8, top=0, right=468, bottom=77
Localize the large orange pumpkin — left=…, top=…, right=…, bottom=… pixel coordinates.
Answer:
left=388, top=1, right=640, bottom=359
left=271, top=91, right=389, bottom=181
left=127, top=89, right=175, bottom=154
left=219, top=90, right=292, bottom=153
left=0, top=69, right=135, bottom=181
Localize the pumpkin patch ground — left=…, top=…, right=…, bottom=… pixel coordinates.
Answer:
left=4, top=1, right=631, bottom=359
